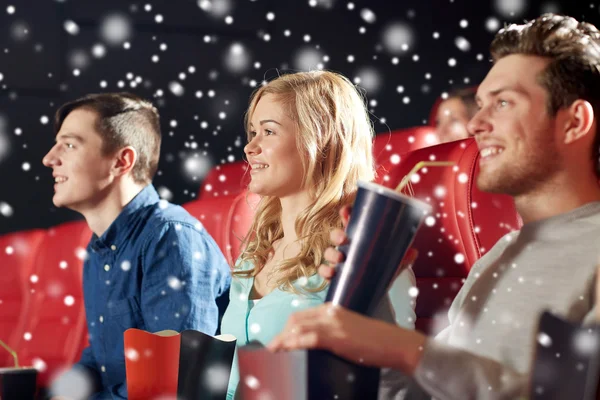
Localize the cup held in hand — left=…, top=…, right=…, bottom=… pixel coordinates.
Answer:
left=325, top=180, right=431, bottom=316
left=0, top=367, right=37, bottom=400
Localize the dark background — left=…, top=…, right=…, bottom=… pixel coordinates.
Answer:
left=0, top=0, right=595, bottom=234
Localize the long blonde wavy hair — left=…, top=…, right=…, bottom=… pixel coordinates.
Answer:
left=235, top=70, right=376, bottom=293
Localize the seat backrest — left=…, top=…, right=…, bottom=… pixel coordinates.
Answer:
left=0, top=229, right=45, bottom=366
left=373, top=126, right=439, bottom=167
left=198, top=161, right=250, bottom=200
left=183, top=191, right=259, bottom=265
left=376, top=138, right=522, bottom=334
left=12, top=220, right=92, bottom=386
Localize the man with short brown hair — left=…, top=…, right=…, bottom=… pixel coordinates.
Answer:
left=44, top=93, right=230, bottom=399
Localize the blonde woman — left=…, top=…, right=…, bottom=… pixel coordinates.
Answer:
left=220, top=70, right=416, bottom=399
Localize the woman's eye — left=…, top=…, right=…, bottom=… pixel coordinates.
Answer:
left=66, top=143, right=75, bottom=149
left=265, top=130, right=274, bottom=136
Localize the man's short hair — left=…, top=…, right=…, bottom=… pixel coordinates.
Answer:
left=54, top=92, right=161, bottom=184
left=490, top=13, right=600, bottom=177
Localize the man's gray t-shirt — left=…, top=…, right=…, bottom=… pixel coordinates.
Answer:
left=414, top=202, right=600, bottom=400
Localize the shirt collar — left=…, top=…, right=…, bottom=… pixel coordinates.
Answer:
left=89, top=184, right=160, bottom=252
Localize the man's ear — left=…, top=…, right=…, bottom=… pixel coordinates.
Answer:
left=112, top=146, right=137, bottom=177
left=564, top=99, right=595, bottom=144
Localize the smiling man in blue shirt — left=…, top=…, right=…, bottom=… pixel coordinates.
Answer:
left=42, top=92, right=231, bottom=399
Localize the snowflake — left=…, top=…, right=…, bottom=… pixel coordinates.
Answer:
left=167, top=276, right=183, bottom=290
left=64, top=295, right=75, bottom=306
left=204, top=363, right=230, bottom=392
left=125, top=347, right=140, bottom=361
left=537, top=332, right=552, bottom=347
left=245, top=375, right=261, bottom=390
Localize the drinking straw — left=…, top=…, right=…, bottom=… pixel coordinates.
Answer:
left=0, top=338, right=19, bottom=368
left=395, top=161, right=456, bottom=193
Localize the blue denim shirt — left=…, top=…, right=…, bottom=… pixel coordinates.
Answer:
left=76, top=185, right=231, bottom=399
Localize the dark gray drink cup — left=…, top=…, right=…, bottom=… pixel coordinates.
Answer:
left=0, top=367, right=37, bottom=400
left=325, top=181, right=431, bottom=316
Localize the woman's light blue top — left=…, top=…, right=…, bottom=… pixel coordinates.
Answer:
left=220, top=259, right=416, bottom=399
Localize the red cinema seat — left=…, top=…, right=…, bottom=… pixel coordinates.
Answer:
left=183, top=190, right=258, bottom=265
left=373, top=126, right=439, bottom=167
left=0, top=229, right=45, bottom=366
left=12, top=220, right=92, bottom=387
left=376, top=138, right=522, bottom=335
left=198, top=161, right=250, bottom=199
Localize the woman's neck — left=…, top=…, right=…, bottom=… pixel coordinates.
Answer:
left=278, top=190, right=313, bottom=245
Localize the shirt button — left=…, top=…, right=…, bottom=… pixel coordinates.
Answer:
left=99, top=315, right=104, bottom=323
left=104, top=264, right=111, bottom=272
left=101, top=365, right=106, bottom=373
left=110, top=245, right=117, bottom=251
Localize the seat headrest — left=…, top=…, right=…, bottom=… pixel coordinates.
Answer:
left=373, top=126, right=439, bottom=167
left=376, top=138, right=522, bottom=277
left=198, top=161, right=250, bottom=199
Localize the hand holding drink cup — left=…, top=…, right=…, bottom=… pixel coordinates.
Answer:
left=319, top=206, right=419, bottom=282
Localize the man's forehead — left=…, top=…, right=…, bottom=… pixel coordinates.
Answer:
left=56, top=109, right=104, bottom=142
left=477, top=57, right=548, bottom=98
left=477, top=72, right=513, bottom=98
left=59, top=108, right=98, bottom=130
